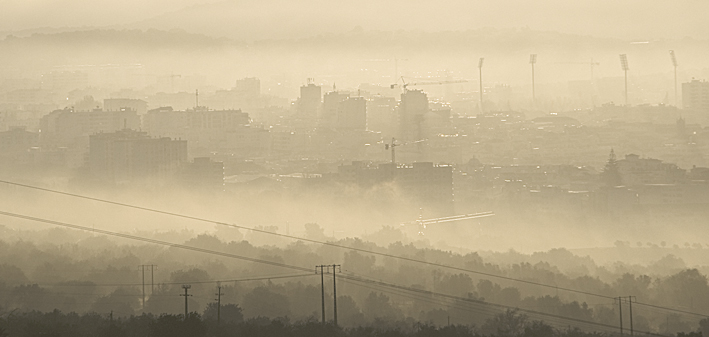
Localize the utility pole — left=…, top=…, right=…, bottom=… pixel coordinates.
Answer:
left=628, top=296, right=635, bottom=336
left=530, top=54, right=537, bottom=106
left=332, top=264, right=341, bottom=326
left=316, top=265, right=326, bottom=324
left=215, top=282, right=224, bottom=325
left=181, top=285, right=192, bottom=320
left=620, top=54, right=629, bottom=107
left=140, top=265, right=146, bottom=308
left=195, top=89, right=199, bottom=109
left=139, top=264, right=157, bottom=308
left=616, top=296, right=624, bottom=336
left=478, top=58, right=485, bottom=113
left=151, top=265, right=156, bottom=296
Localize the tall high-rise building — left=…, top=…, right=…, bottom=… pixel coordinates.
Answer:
left=682, top=79, right=709, bottom=111
left=337, top=97, right=366, bottom=131
left=398, top=90, right=428, bottom=141
left=322, top=91, right=349, bottom=127
left=367, top=95, right=397, bottom=135
left=298, top=83, right=322, bottom=117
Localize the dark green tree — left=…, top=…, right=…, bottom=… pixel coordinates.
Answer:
left=203, top=303, right=243, bottom=324
left=480, top=309, right=528, bottom=337
left=523, top=321, right=556, bottom=337
left=601, top=149, right=622, bottom=187
left=699, top=318, right=709, bottom=337
left=149, top=313, right=206, bottom=337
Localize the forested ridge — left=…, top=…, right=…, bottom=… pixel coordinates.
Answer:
left=1, top=224, right=709, bottom=336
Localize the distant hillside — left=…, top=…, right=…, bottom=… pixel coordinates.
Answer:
left=2, top=0, right=708, bottom=42
left=0, top=28, right=677, bottom=54
left=1, top=28, right=707, bottom=93
left=127, top=0, right=709, bottom=41
left=2, top=29, right=234, bottom=49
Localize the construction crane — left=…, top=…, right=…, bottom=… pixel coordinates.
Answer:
left=401, top=211, right=495, bottom=235
left=390, top=76, right=468, bottom=91
left=384, top=137, right=427, bottom=164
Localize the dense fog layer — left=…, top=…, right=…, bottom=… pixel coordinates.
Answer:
left=2, top=1, right=709, bottom=335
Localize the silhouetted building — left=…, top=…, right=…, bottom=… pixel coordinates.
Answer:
left=0, top=127, right=39, bottom=167
left=0, top=126, right=38, bottom=153
left=682, top=79, right=709, bottom=111
left=87, top=129, right=187, bottom=186
left=367, top=95, right=396, bottom=135
left=399, top=90, right=428, bottom=141
left=298, top=83, right=321, bottom=117
left=143, top=107, right=250, bottom=135
left=617, top=154, right=686, bottom=186
left=74, top=96, right=102, bottom=112
left=181, top=157, right=224, bottom=191
left=337, top=97, right=366, bottom=131
left=39, top=107, right=141, bottom=146
left=321, top=91, right=349, bottom=127
left=143, top=106, right=265, bottom=157
left=236, top=77, right=261, bottom=97
left=338, top=161, right=453, bottom=214
left=104, top=98, right=148, bottom=115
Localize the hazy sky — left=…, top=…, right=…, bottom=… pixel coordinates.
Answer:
left=2, top=0, right=708, bottom=41
left=0, top=0, right=213, bottom=30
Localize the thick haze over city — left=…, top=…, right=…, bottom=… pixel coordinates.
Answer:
left=1, top=1, right=709, bottom=337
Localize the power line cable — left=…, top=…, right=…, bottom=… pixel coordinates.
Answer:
left=1, top=180, right=707, bottom=319
left=0, top=181, right=617, bottom=300
left=339, top=273, right=667, bottom=336
left=633, top=301, right=709, bottom=318
left=0, top=210, right=313, bottom=273
left=20, top=273, right=315, bottom=288
left=341, top=277, right=613, bottom=333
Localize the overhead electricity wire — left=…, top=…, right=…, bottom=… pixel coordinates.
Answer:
left=0, top=180, right=615, bottom=299
left=339, top=273, right=666, bottom=336
left=1, top=180, right=707, bottom=319
left=337, top=278, right=505, bottom=321
left=340, top=277, right=613, bottom=334
left=633, top=301, right=709, bottom=318
left=28, top=273, right=316, bottom=288
left=0, top=210, right=313, bottom=273
left=0, top=209, right=700, bottom=333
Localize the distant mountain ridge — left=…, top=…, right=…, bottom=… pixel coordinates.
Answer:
left=124, top=0, right=709, bottom=41
left=0, top=27, right=684, bottom=51
left=3, top=0, right=708, bottom=42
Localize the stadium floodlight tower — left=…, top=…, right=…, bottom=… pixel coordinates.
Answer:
left=619, top=54, right=629, bottom=106
left=530, top=54, right=537, bottom=104
left=478, top=57, right=484, bottom=113
left=670, top=50, right=678, bottom=106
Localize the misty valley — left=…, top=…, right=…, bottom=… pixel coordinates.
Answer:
left=2, top=1, right=709, bottom=336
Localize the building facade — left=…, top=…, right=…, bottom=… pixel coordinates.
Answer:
left=682, top=79, right=709, bottom=111
left=87, top=129, right=187, bottom=186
